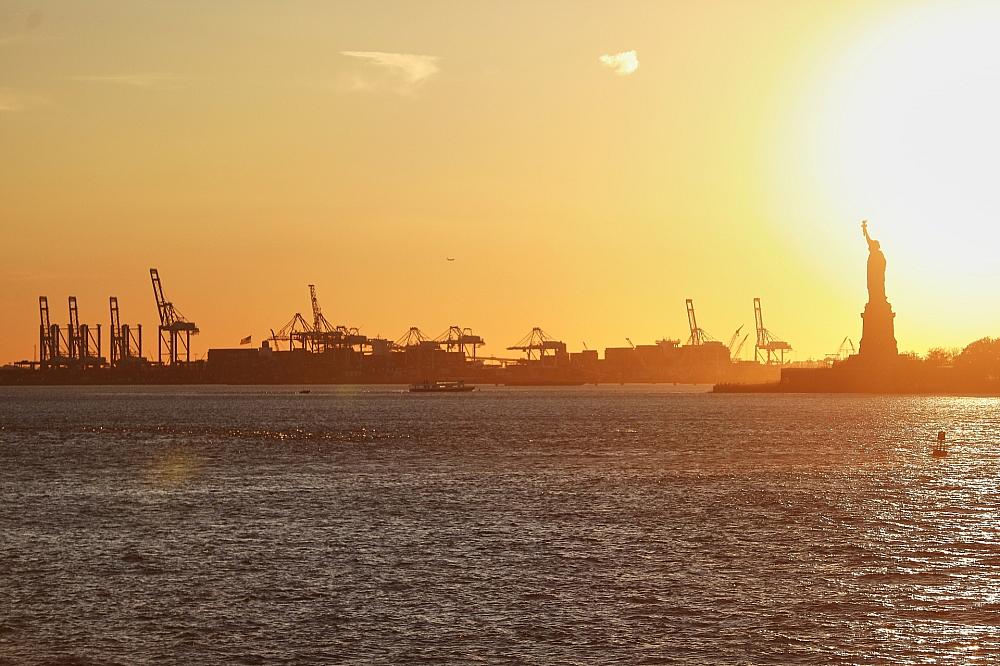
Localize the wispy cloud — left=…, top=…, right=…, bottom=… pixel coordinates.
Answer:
left=0, top=87, right=44, bottom=112
left=598, top=50, right=639, bottom=76
left=69, top=73, right=186, bottom=89
left=339, top=51, right=440, bottom=94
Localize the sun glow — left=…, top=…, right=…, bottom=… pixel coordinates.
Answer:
left=769, top=1, right=1000, bottom=350
left=811, top=2, right=1000, bottom=271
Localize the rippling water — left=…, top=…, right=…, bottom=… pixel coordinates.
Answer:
left=2, top=385, right=999, bottom=664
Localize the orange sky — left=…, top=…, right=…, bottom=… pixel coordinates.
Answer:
left=3, top=0, right=1000, bottom=363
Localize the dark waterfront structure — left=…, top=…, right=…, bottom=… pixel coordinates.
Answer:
left=3, top=268, right=786, bottom=386
left=717, top=221, right=1000, bottom=394
left=2, top=332, right=780, bottom=386
left=3, top=275, right=783, bottom=386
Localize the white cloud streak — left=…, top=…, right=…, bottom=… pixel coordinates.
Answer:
left=339, top=51, right=440, bottom=94
left=598, top=50, right=639, bottom=76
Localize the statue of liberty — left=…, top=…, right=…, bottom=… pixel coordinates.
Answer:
left=861, top=220, right=886, bottom=303
left=858, top=219, right=896, bottom=359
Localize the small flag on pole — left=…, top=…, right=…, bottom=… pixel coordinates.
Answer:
left=240, top=335, right=252, bottom=345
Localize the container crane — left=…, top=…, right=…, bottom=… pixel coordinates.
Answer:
left=39, top=296, right=54, bottom=368
left=270, top=285, right=366, bottom=353
left=507, top=327, right=566, bottom=360
left=306, top=284, right=366, bottom=351
left=825, top=336, right=856, bottom=362
left=150, top=268, right=199, bottom=365
left=66, top=297, right=102, bottom=368
left=39, top=296, right=71, bottom=368
left=753, top=297, right=791, bottom=365
left=435, top=326, right=485, bottom=358
left=67, top=296, right=80, bottom=362
left=271, top=312, right=313, bottom=351
left=109, top=296, right=142, bottom=367
left=396, top=327, right=434, bottom=349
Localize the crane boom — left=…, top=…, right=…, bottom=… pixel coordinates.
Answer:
left=686, top=299, right=700, bottom=345
left=733, top=333, right=750, bottom=359
left=753, top=298, right=766, bottom=348
left=307, top=284, right=336, bottom=333
left=110, top=297, right=121, bottom=367
left=727, top=325, right=744, bottom=355
left=150, top=268, right=170, bottom=325
left=39, top=296, right=53, bottom=367
left=309, top=284, right=322, bottom=332
left=39, top=296, right=50, bottom=332
left=110, top=296, right=121, bottom=335
left=68, top=296, right=80, bottom=361
left=68, top=296, right=79, bottom=337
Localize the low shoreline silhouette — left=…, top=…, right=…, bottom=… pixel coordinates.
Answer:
left=720, top=222, right=1000, bottom=394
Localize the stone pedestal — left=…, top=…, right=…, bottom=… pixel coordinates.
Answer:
left=859, top=299, right=898, bottom=359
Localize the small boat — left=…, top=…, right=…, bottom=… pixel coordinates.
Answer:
left=299, top=389, right=311, bottom=394
left=409, top=380, right=475, bottom=393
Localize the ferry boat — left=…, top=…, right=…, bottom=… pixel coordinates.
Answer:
left=409, top=380, right=475, bottom=393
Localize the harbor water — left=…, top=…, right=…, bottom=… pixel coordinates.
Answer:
left=1, top=386, right=999, bottom=664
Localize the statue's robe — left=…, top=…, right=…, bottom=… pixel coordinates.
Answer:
left=867, top=245, right=886, bottom=303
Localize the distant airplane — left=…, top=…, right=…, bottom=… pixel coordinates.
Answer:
left=446, top=257, right=455, bottom=261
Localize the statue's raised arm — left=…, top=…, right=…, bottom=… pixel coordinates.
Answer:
left=861, top=219, right=874, bottom=248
